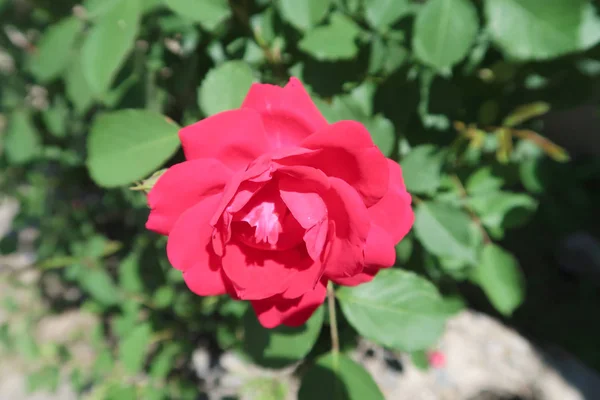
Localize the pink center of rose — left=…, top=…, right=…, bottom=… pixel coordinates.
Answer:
left=231, top=181, right=305, bottom=252
left=242, top=201, right=282, bottom=245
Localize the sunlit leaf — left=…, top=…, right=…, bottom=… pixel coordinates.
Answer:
left=338, top=269, right=453, bottom=351
left=485, top=0, right=600, bottom=60
left=298, top=353, right=384, bottom=400
left=473, top=244, right=525, bottom=316
left=87, top=110, right=181, bottom=187
left=198, top=61, right=255, bottom=116
left=413, top=0, right=479, bottom=70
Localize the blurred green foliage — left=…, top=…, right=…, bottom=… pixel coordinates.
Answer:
left=1, top=0, right=600, bottom=398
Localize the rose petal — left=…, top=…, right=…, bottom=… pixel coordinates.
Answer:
left=280, top=121, right=389, bottom=207
left=303, top=221, right=329, bottom=262
left=221, top=240, right=323, bottom=300
left=321, top=178, right=371, bottom=280
left=368, top=159, right=414, bottom=243
left=332, top=266, right=378, bottom=286
left=278, top=168, right=330, bottom=260
left=334, top=225, right=396, bottom=286
left=251, top=279, right=327, bottom=328
left=183, top=262, right=229, bottom=297
left=242, top=77, right=328, bottom=148
left=364, top=224, right=397, bottom=267
left=146, top=159, right=232, bottom=235
left=167, top=195, right=228, bottom=295
left=278, top=169, right=329, bottom=230
left=208, top=156, right=318, bottom=253
left=179, top=109, right=271, bottom=171
left=302, top=120, right=375, bottom=149
left=335, top=200, right=396, bottom=286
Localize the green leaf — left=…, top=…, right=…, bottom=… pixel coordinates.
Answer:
left=150, top=343, right=181, bottom=380
left=250, top=7, right=276, bottom=45
left=400, top=145, right=443, bottom=195
left=279, top=0, right=332, bottom=31
left=106, top=383, right=137, bottom=400
left=364, top=0, right=411, bottom=32
left=42, top=96, right=69, bottom=138
left=80, top=268, right=120, bottom=306
left=299, top=13, right=361, bottom=61
left=413, top=201, right=478, bottom=265
left=411, top=350, right=429, bottom=370
left=243, top=305, right=324, bottom=368
left=114, top=301, right=141, bottom=338
left=142, top=0, right=163, bottom=13
left=141, top=387, right=168, bottom=400
left=363, top=115, right=395, bottom=156
left=29, top=17, right=84, bottom=82
left=118, top=253, right=144, bottom=294
left=119, top=322, right=152, bottom=374
left=381, top=41, right=409, bottom=75
left=198, top=61, right=255, bottom=116
left=4, top=110, right=42, bottom=165
left=93, top=349, right=114, bottom=380
left=412, top=0, right=479, bottom=71
left=298, top=352, right=384, bottom=400
left=502, top=102, right=551, bottom=128
left=87, top=110, right=181, bottom=187
left=338, top=269, right=452, bottom=351
left=242, top=377, right=288, bottom=400
left=465, top=167, right=504, bottom=195
left=65, top=58, right=95, bottom=115
left=152, top=286, right=175, bottom=308
left=519, top=158, right=548, bottom=194
left=27, top=366, right=60, bottom=393
left=162, top=0, right=231, bottom=32
left=473, top=244, right=525, bottom=316
left=485, top=0, right=600, bottom=61
left=83, top=0, right=122, bottom=19
left=130, top=168, right=167, bottom=194
left=220, top=298, right=249, bottom=318
left=81, top=0, right=141, bottom=97
left=14, top=325, right=39, bottom=361
left=317, top=83, right=396, bottom=156
left=468, top=191, right=538, bottom=231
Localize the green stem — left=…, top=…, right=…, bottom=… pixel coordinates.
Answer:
left=327, top=281, right=340, bottom=360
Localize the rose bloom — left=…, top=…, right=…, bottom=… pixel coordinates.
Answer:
left=146, top=78, right=413, bottom=328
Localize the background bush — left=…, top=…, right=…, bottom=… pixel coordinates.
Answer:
left=1, top=0, right=600, bottom=398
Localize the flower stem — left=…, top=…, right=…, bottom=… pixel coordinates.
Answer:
left=327, top=281, right=340, bottom=360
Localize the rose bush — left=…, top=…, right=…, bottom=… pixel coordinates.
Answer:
left=146, top=78, right=414, bottom=328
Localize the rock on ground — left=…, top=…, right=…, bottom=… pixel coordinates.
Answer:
left=352, top=310, right=600, bottom=400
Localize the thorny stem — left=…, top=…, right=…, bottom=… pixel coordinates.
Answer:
left=327, top=281, right=340, bottom=362
left=451, top=174, right=492, bottom=245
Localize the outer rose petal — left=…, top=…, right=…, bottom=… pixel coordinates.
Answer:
left=333, top=266, right=378, bottom=287
left=221, top=241, right=323, bottom=300
left=364, top=224, right=397, bottom=267
left=146, top=159, right=232, bottom=235
left=183, top=262, right=229, bottom=297
left=321, top=178, right=371, bottom=280
left=280, top=121, right=389, bottom=207
left=242, top=77, right=328, bottom=148
left=334, top=225, right=396, bottom=286
left=251, top=279, right=327, bottom=328
left=302, top=120, right=374, bottom=149
left=167, top=195, right=228, bottom=295
left=179, top=109, right=271, bottom=171
left=368, top=160, right=414, bottom=242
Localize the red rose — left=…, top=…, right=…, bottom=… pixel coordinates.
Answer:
left=146, top=78, right=413, bottom=328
